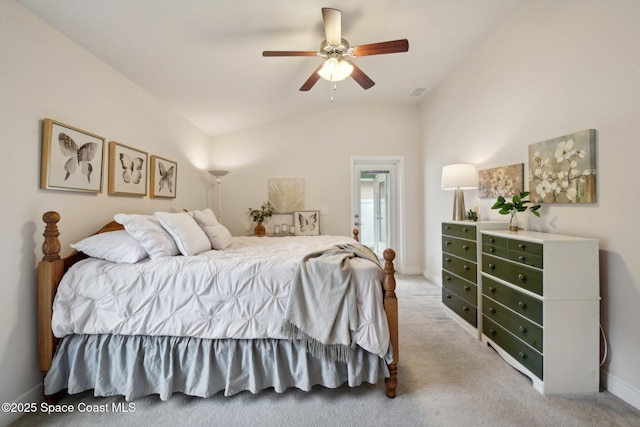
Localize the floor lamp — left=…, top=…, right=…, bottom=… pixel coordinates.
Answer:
left=208, top=170, right=229, bottom=223
left=441, top=163, right=477, bottom=221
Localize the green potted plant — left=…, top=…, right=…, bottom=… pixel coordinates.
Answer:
left=248, top=202, right=273, bottom=236
left=491, top=191, right=541, bottom=231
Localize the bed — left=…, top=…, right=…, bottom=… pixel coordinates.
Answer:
left=37, top=210, right=399, bottom=401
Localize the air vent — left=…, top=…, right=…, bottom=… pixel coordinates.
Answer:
left=408, top=87, right=430, bottom=97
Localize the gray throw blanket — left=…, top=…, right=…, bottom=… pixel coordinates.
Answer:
left=281, top=243, right=382, bottom=363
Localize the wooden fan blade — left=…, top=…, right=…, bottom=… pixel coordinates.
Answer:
left=322, top=8, right=341, bottom=46
left=352, top=39, right=409, bottom=56
left=348, top=61, right=375, bottom=90
left=300, top=65, right=323, bottom=91
left=263, top=51, right=317, bottom=57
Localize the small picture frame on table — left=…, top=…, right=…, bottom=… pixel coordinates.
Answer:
left=40, top=118, right=105, bottom=193
left=108, top=141, right=148, bottom=196
left=150, top=155, right=177, bottom=198
left=294, top=211, right=320, bottom=236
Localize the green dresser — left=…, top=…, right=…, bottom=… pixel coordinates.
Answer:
left=441, top=221, right=508, bottom=338
left=480, top=229, right=599, bottom=394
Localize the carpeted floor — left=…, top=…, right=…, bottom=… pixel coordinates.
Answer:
left=12, top=275, right=640, bottom=426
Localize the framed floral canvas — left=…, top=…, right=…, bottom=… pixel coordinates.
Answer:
left=40, top=119, right=105, bottom=193
left=478, top=163, right=524, bottom=199
left=528, top=129, right=597, bottom=204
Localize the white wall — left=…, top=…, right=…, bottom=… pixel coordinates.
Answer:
left=420, top=0, right=640, bottom=408
left=209, top=103, right=423, bottom=273
left=0, top=0, right=211, bottom=413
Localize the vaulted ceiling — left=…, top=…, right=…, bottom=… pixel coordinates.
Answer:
left=17, top=0, right=526, bottom=136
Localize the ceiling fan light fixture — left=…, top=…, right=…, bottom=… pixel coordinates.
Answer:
left=317, top=57, right=353, bottom=82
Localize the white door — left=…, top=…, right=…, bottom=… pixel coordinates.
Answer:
left=351, top=157, right=404, bottom=270
left=373, top=173, right=390, bottom=256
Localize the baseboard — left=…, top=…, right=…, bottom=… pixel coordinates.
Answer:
left=399, top=266, right=422, bottom=275
left=423, top=269, right=440, bottom=285
left=601, top=369, right=640, bottom=411
left=0, top=384, right=43, bottom=427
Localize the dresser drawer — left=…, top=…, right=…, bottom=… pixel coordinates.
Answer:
left=442, top=271, right=477, bottom=305
left=483, top=317, right=543, bottom=380
left=508, top=238, right=543, bottom=256
left=442, top=253, right=477, bottom=283
left=508, top=249, right=543, bottom=269
left=482, top=243, right=508, bottom=259
left=482, top=295, right=543, bottom=352
left=482, top=233, right=508, bottom=248
left=442, top=223, right=476, bottom=239
left=442, top=235, right=476, bottom=262
left=443, top=289, right=477, bottom=327
left=482, top=254, right=543, bottom=296
left=482, top=276, right=543, bottom=325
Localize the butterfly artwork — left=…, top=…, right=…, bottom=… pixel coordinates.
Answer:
left=108, top=141, right=148, bottom=196
left=150, top=155, right=177, bottom=198
left=158, top=161, right=175, bottom=193
left=295, top=211, right=320, bottom=235
left=58, top=133, right=99, bottom=183
left=119, top=153, right=145, bottom=184
left=41, top=119, right=105, bottom=193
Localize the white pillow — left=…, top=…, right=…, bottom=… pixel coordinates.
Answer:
left=114, top=213, right=180, bottom=259
left=192, top=208, right=219, bottom=227
left=71, top=230, right=148, bottom=263
left=155, top=211, right=212, bottom=256
left=201, top=223, right=232, bottom=250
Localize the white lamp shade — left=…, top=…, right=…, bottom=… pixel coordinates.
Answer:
left=318, top=58, right=353, bottom=82
left=441, top=163, right=477, bottom=190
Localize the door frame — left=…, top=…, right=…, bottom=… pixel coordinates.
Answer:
left=350, top=156, right=405, bottom=273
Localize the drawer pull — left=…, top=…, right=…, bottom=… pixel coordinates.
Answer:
left=445, top=257, right=451, bottom=262
left=463, top=227, right=469, bottom=232
left=446, top=226, right=451, bottom=230
left=488, top=263, right=495, bottom=270
left=518, top=351, right=527, bottom=360
left=463, top=286, right=470, bottom=291
left=463, top=265, right=470, bottom=270
left=489, top=328, right=496, bottom=336
left=445, top=241, right=451, bottom=245
left=518, top=301, right=526, bottom=309
left=489, top=247, right=495, bottom=252
left=462, top=306, right=469, bottom=312
left=488, top=286, right=495, bottom=293
left=489, top=307, right=496, bottom=314
left=462, top=244, right=469, bottom=250
left=518, top=255, right=525, bottom=261
left=489, top=238, right=494, bottom=243
left=518, top=243, right=525, bottom=249
left=519, top=326, right=527, bottom=334
left=445, top=276, right=451, bottom=281
left=445, top=294, right=452, bottom=299
left=518, top=273, right=525, bottom=281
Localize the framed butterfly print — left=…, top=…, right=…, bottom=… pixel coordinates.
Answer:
left=40, top=118, right=105, bottom=192
left=294, top=211, right=320, bottom=236
left=150, top=155, right=177, bottom=198
left=108, top=141, right=148, bottom=196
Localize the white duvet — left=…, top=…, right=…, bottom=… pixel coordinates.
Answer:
left=52, top=235, right=390, bottom=356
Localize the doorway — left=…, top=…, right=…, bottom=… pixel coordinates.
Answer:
left=351, top=156, right=404, bottom=271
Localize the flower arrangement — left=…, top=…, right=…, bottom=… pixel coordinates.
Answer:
left=491, top=191, right=541, bottom=231
left=248, top=202, right=273, bottom=225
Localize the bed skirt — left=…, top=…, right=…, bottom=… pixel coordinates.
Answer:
left=44, top=335, right=390, bottom=401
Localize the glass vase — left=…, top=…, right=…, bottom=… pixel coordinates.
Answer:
left=509, top=210, right=519, bottom=231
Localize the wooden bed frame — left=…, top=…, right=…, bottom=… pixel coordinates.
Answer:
left=37, top=211, right=399, bottom=399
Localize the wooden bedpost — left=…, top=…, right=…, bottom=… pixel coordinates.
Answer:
left=382, top=248, right=398, bottom=398
left=38, top=212, right=63, bottom=380
left=352, top=228, right=359, bottom=242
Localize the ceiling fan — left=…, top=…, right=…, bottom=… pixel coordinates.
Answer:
left=262, top=8, right=409, bottom=92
